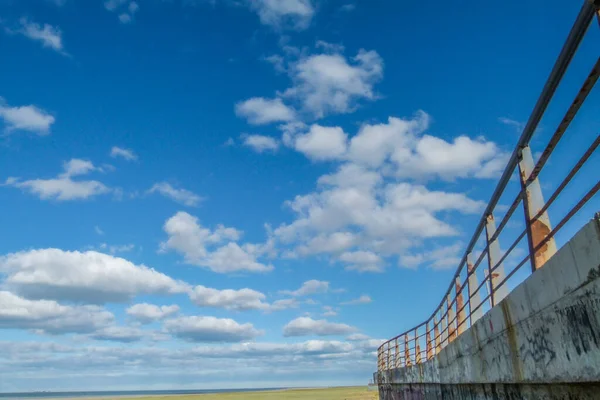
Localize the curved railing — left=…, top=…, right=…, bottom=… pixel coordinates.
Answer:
left=377, top=0, right=600, bottom=372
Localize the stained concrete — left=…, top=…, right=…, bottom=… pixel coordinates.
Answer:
left=375, top=215, right=600, bottom=399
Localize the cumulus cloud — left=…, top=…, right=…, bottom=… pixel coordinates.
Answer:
left=235, top=98, right=296, bottom=125
left=346, top=111, right=507, bottom=180
left=283, top=49, right=384, bottom=119
left=104, top=0, right=138, bottom=23
left=242, top=134, right=280, bottom=153
left=250, top=0, right=315, bottom=30
left=13, top=17, right=66, bottom=54
left=148, top=182, right=203, bottom=207
left=90, top=325, right=146, bottom=342
left=110, top=146, right=138, bottom=161
left=188, top=286, right=270, bottom=311
left=4, top=159, right=111, bottom=201
left=275, top=177, right=483, bottom=270
left=321, top=306, right=338, bottom=317
left=341, top=295, right=372, bottom=305
left=0, top=249, right=188, bottom=304
left=283, top=317, right=357, bottom=337
left=279, top=280, right=329, bottom=296
left=294, top=125, right=347, bottom=161
left=164, top=316, right=263, bottom=342
left=160, top=212, right=273, bottom=274
left=0, top=98, right=55, bottom=134
left=0, top=291, right=114, bottom=335
left=398, top=242, right=463, bottom=270
left=338, top=251, right=383, bottom=273
left=126, top=303, right=180, bottom=324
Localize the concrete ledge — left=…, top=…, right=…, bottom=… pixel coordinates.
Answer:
left=375, top=215, right=600, bottom=398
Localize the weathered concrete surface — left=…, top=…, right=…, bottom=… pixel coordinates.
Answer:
left=375, top=215, right=600, bottom=399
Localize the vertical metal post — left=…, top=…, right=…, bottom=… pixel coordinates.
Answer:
left=518, top=145, right=557, bottom=271
left=415, top=328, right=422, bottom=364
left=467, top=252, right=484, bottom=324
left=485, top=214, right=509, bottom=306
left=386, top=342, right=391, bottom=370
left=456, top=278, right=466, bottom=336
left=441, top=307, right=448, bottom=348
left=426, top=322, right=433, bottom=360
left=447, top=294, right=456, bottom=343
left=395, top=338, right=400, bottom=368
left=404, top=334, right=412, bottom=367
left=434, top=316, right=440, bottom=355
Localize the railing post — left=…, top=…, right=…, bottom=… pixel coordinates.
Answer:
left=426, top=322, right=433, bottom=360
left=455, top=278, right=466, bottom=336
left=467, top=252, right=484, bottom=324
left=447, top=294, right=456, bottom=343
left=434, top=316, right=440, bottom=355
left=441, top=307, right=448, bottom=348
left=395, top=338, right=400, bottom=368
left=386, top=341, right=391, bottom=370
left=415, top=328, right=422, bottom=364
left=485, top=214, right=509, bottom=306
left=518, top=145, right=557, bottom=271
left=404, top=334, right=412, bottom=367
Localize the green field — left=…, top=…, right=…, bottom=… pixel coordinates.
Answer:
left=109, top=387, right=377, bottom=400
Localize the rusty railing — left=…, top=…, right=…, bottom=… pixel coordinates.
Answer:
left=377, top=0, right=600, bottom=373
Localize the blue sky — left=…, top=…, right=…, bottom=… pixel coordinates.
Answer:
left=0, top=0, right=599, bottom=392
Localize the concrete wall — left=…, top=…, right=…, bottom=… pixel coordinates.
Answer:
left=375, top=215, right=600, bottom=399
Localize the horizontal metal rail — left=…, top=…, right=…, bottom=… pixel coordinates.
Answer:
left=377, top=0, right=600, bottom=374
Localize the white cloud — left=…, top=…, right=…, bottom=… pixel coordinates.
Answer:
left=341, top=295, right=372, bottom=305
left=16, top=17, right=65, bottom=54
left=338, top=251, right=383, bottom=273
left=346, top=111, right=507, bottom=180
left=160, top=212, right=273, bottom=274
left=283, top=317, right=357, bottom=337
left=188, top=286, right=270, bottom=311
left=398, top=242, right=463, bottom=270
left=104, top=0, right=139, bottom=23
left=104, top=243, right=135, bottom=254
left=275, top=177, right=483, bottom=265
left=61, top=159, right=98, bottom=178
left=346, top=333, right=370, bottom=341
left=4, top=159, right=110, bottom=201
left=294, top=125, right=347, bottom=161
left=110, top=146, right=138, bottom=161
left=321, top=306, right=337, bottom=317
left=242, top=134, right=280, bottom=153
left=148, top=182, right=203, bottom=207
left=0, top=291, right=114, bottom=334
left=235, top=97, right=296, bottom=125
left=280, top=280, right=329, bottom=296
left=91, top=326, right=145, bottom=342
left=250, top=0, right=315, bottom=30
left=0, top=249, right=188, bottom=304
left=498, top=117, right=524, bottom=132
left=164, top=316, right=263, bottom=342
left=94, top=226, right=104, bottom=236
left=0, top=98, right=55, bottom=134
left=126, top=303, right=180, bottom=324
left=283, top=49, right=383, bottom=119
left=104, top=0, right=128, bottom=11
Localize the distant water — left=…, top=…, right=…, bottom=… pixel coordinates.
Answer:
left=0, top=389, right=284, bottom=400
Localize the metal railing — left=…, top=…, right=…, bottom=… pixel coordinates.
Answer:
left=377, top=0, right=600, bottom=373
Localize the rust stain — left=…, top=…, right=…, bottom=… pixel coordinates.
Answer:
left=434, top=318, right=441, bottom=355
left=531, top=218, right=552, bottom=269
left=456, top=279, right=466, bottom=336
left=404, top=334, right=412, bottom=367
left=426, top=323, right=433, bottom=360
left=501, top=301, right=523, bottom=381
